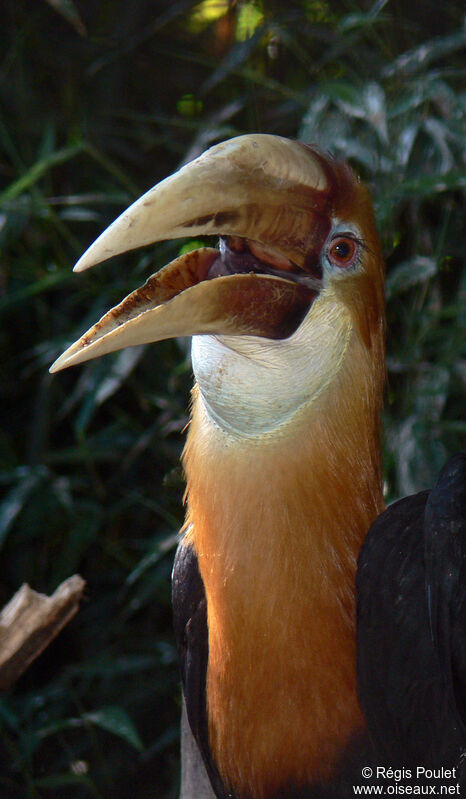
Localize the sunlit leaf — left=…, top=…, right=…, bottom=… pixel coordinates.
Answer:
left=177, top=94, right=204, bottom=117
left=178, top=239, right=208, bottom=256
left=188, top=0, right=230, bottom=33
left=236, top=2, right=264, bottom=42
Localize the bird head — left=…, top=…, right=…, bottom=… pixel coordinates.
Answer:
left=50, top=134, right=385, bottom=438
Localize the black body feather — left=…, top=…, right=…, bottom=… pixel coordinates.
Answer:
left=357, top=451, right=465, bottom=782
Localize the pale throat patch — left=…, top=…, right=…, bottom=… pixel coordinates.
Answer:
left=191, top=293, right=352, bottom=438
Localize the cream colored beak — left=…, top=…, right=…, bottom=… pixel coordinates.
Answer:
left=50, top=134, right=329, bottom=374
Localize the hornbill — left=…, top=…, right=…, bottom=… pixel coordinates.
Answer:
left=50, top=135, right=465, bottom=798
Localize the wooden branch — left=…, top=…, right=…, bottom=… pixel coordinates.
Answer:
left=0, top=575, right=86, bottom=690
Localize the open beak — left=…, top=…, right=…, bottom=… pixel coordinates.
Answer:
left=50, top=134, right=332, bottom=374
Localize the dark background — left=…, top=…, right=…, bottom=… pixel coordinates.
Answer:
left=1, top=1, right=464, bottom=797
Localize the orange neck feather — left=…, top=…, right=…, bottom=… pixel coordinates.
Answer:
left=182, top=326, right=385, bottom=799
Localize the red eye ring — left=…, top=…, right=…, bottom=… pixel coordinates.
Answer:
left=327, top=236, right=359, bottom=268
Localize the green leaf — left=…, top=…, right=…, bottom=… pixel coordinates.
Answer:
left=0, top=699, right=21, bottom=733
left=83, top=707, right=144, bottom=752
left=34, top=773, right=101, bottom=797
left=338, top=1, right=390, bottom=32
left=70, top=654, right=159, bottom=679
left=383, top=29, right=466, bottom=78
left=50, top=500, right=101, bottom=585
left=384, top=171, right=466, bottom=206
left=97, top=350, right=145, bottom=405
left=318, top=82, right=388, bottom=143
left=386, top=257, right=437, bottom=299
left=38, top=706, right=144, bottom=751
left=127, top=532, right=179, bottom=586
left=388, top=76, right=456, bottom=120
left=413, top=365, right=450, bottom=422
left=423, top=118, right=455, bottom=173
left=0, top=269, right=72, bottom=313
left=43, top=0, right=87, bottom=36
left=201, top=30, right=263, bottom=94
left=0, top=145, right=85, bottom=203
left=0, top=468, right=48, bottom=550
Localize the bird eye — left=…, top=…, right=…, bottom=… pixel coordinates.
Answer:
left=327, top=236, right=359, bottom=269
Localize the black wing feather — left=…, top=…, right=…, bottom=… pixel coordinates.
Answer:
left=424, top=451, right=466, bottom=729
left=172, top=540, right=233, bottom=799
left=357, top=451, right=466, bottom=779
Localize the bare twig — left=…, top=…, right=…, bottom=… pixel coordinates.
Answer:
left=0, top=575, right=86, bottom=690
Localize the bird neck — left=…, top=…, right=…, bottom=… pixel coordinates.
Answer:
left=182, top=337, right=384, bottom=799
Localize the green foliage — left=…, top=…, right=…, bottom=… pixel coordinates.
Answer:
left=0, top=1, right=464, bottom=796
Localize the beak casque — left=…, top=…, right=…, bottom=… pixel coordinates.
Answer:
left=50, top=134, right=330, bottom=373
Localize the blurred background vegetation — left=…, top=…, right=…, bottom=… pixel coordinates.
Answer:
left=0, top=0, right=464, bottom=796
